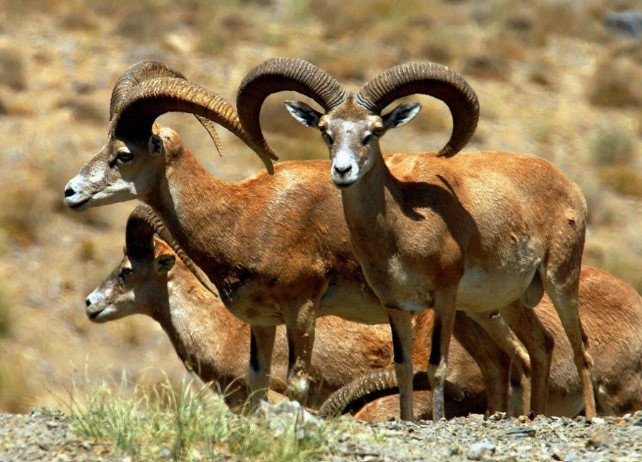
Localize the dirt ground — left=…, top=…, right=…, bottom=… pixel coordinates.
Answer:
left=2, top=407, right=642, bottom=461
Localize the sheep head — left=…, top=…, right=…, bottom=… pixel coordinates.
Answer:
left=64, top=61, right=277, bottom=210
left=237, top=58, right=479, bottom=188
left=85, top=207, right=175, bottom=322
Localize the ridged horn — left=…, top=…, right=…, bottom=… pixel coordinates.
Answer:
left=356, top=62, right=479, bottom=157
left=111, top=77, right=276, bottom=174
left=125, top=210, right=156, bottom=260
left=318, top=371, right=434, bottom=418
left=127, top=205, right=219, bottom=298
left=110, top=60, right=226, bottom=157
left=237, top=57, right=347, bottom=159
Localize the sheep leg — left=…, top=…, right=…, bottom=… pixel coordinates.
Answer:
left=500, top=300, right=554, bottom=416
left=452, top=311, right=511, bottom=414
left=387, top=307, right=414, bottom=421
left=428, top=287, right=458, bottom=421
left=285, top=298, right=317, bottom=405
left=468, top=311, right=533, bottom=410
left=249, top=325, right=277, bottom=410
left=544, top=282, right=596, bottom=418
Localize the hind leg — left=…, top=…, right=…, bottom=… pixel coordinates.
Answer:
left=468, top=310, right=541, bottom=414
left=453, top=311, right=511, bottom=414
left=543, top=276, right=596, bottom=417
left=501, top=300, right=554, bottom=415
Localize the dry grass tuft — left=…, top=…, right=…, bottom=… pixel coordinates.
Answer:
left=0, top=290, right=14, bottom=340
left=59, top=96, right=107, bottom=125
left=0, top=353, right=33, bottom=413
left=303, top=48, right=370, bottom=82
left=590, top=127, right=638, bottom=166
left=599, top=165, right=642, bottom=199
left=0, top=46, right=27, bottom=91
left=78, top=237, right=98, bottom=263
left=0, top=186, right=47, bottom=246
left=587, top=57, right=642, bottom=108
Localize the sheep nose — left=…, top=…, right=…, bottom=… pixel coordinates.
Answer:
left=85, top=297, right=91, bottom=307
left=334, top=164, right=352, bottom=176
left=65, top=186, right=76, bottom=198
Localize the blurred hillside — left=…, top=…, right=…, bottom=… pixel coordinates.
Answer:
left=0, top=0, right=640, bottom=413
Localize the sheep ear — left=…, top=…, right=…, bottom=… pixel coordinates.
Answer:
left=284, top=100, right=322, bottom=128
left=382, top=102, right=421, bottom=129
left=154, top=254, right=175, bottom=274
left=148, top=133, right=165, bottom=157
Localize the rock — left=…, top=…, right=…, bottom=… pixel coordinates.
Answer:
left=467, top=441, right=495, bottom=460
left=605, top=10, right=642, bottom=37
left=586, top=428, right=615, bottom=448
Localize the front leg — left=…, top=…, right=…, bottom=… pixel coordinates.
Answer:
left=249, top=325, right=276, bottom=410
left=285, top=298, right=317, bottom=404
left=428, top=287, right=458, bottom=421
left=387, top=308, right=414, bottom=421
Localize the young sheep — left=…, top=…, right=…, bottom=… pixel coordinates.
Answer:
left=324, top=266, right=642, bottom=420
left=238, top=58, right=595, bottom=420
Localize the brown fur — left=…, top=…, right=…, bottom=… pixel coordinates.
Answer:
left=86, top=236, right=395, bottom=409
left=354, top=266, right=642, bottom=420
left=87, top=237, right=642, bottom=419
left=68, top=123, right=514, bottom=407
left=290, top=96, right=594, bottom=421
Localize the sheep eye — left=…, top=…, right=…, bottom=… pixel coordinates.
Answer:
left=322, top=132, right=333, bottom=146
left=363, top=134, right=372, bottom=146
left=116, top=150, right=134, bottom=164
left=119, top=267, right=133, bottom=281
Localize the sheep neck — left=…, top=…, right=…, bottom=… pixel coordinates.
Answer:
left=144, top=149, right=254, bottom=305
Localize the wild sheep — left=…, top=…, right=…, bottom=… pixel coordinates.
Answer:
left=236, top=58, right=595, bottom=420
left=321, top=265, right=642, bottom=420
left=65, top=61, right=506, bottom=410
left=85, top=205, right=472, bottom=409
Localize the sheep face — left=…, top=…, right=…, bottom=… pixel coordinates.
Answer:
left=63, top=126, right=179, bottom=211
left=285, top=97, right=421, bottom=188
left=85, top=249, right=175, bottom=323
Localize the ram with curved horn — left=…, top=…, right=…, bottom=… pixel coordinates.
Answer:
left=86, top=205, right=476, bottom=410
left=65, top=61, right=514, bottom=411
left=238, top=57, right=595, bottom=420
left=108, top=60, right=225, bottom=157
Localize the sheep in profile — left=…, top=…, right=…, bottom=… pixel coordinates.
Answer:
left=88, top=208, right=642, bottom=420
left=86, top=206, right=473, bottom=410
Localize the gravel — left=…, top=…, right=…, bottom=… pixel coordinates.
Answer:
left=2, top=408, right=642, bottom=461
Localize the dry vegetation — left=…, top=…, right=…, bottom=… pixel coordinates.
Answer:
left=0, top=0, right=641, bottom=417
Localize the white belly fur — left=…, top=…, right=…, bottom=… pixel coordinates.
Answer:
left=456, top=264, right=538, bottom=312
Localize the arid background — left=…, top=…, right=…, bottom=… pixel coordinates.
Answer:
left=0, top=0, right=641, bottom=416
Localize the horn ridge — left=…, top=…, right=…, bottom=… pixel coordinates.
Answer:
left=125, top=208, right=156, bottom=259
left=357, top=62, right=479, bottom=157
left=112, top=77, right=277, bottom=173
left=110, top=60, right=228, bottom=159
left=128, top=205, right=219, bottom=297
left=236, top=57, right=346, bottom=162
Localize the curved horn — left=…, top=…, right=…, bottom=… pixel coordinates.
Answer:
left=236, top=57, right=347, bottom=158
left=110, top=60, right=226, bottom=157
left=127, top=205, right=219, bottom=298
left=125, top=210, right=156, bottom=260
left=112, top=77, right=277, bottom=173
left=357, top=62, right=480, bottom=157
left=318, top=371, right=435, bottom=418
